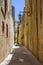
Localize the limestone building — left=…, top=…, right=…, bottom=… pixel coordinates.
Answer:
left=24, top=0, right=43, bottom=64
left=18, top=10, right=25, bottom=45
left=0, top=0, right=14, bottom=63
left=18, top=0, right=43, bottom=64
left=10, top=5, right=15, bottom=50
left=18, top=22, right=23, bottom=45
left=14, top=22, right=20, bottom=43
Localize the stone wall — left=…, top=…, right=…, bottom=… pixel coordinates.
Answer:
left=25, top=0, right=43, bottom=64
left=0, top=0, right=14, bottom=63
left=18, top=0, right=43, bottom=64
left=0, top=10, right=10, bottom=63
left=18, top=23, right=23, bottom=45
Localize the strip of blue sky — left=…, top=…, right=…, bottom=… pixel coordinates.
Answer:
left=11, top=0, right=25, bottom=21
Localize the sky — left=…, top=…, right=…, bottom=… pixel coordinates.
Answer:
left=11, top=0, right=25, bottom=21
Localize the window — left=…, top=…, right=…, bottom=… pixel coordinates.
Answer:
left=2, top=21, right=4, bottom=33
left=6, top=24, right=8, bottom=37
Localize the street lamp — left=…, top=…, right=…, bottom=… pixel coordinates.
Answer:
left=18, top=13, right=22, bottom=22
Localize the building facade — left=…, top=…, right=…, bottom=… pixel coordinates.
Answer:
left=0, top=0, right=14, bottom=63
left=14, top=22, right=20, bottom=43
left=18, top=0, right=43, bottom=64
left=25, top=0, right=43, bottom=64
left=10, top=5, right=15, bottom=50
left=18, top=22, right=24, bottom=45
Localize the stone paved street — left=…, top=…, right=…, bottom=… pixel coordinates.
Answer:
left=8, top=45, right=41, bottom=65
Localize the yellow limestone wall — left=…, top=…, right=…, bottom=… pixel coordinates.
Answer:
left=18, top=0, right=43, bottom=64
left=18, top=23, right=23, bottom=45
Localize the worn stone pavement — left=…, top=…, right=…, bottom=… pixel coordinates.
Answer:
left=8, top=45, right=41, bottom=65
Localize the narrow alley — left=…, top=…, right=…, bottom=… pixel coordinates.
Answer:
left=8, top=44, right=41, bottom=65
left=0, top=0, right=43, bottom=65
